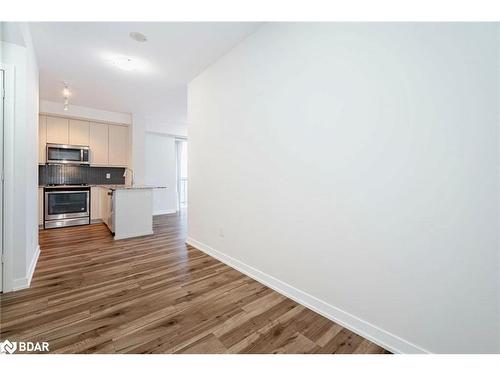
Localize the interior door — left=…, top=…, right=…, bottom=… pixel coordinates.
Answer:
left=1, top=68, right=5, bottom=292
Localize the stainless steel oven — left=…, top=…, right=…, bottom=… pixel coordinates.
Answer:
left=46, top=143, right=90, bottom=165
left=44, top=187, right=90, bottom=228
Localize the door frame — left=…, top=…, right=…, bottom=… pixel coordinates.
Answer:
left=1, top=63, right=15, bottom=292
left=175, top=137, right=187, bottom=211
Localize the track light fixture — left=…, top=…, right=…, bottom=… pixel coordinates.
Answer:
left=63, top=82, right=70, bottom=111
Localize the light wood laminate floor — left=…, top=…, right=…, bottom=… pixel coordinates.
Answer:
left=0, top=213, right=390, bottom=354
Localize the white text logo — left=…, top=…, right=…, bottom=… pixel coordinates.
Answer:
left=0, top=339, right=49, bottom=354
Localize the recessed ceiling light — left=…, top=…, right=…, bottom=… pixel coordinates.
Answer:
left=129, top=32, right=147, bottom=43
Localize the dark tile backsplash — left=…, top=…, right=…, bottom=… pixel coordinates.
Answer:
left=39, top=165, right=126, bottom=186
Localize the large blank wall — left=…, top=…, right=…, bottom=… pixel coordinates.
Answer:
left=187, top=23, right=499, bottom=353
left=1, top=23, right=40, bottom=291
left=144, top=133, right=178, bottom=215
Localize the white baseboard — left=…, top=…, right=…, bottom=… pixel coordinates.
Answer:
left=12, top=245, right=40, bottom=291
left=186, top=237, right=430, bottom=354
left=26, top=245, right=40, bottom=286
left=154, top=209, right=177, bottom=216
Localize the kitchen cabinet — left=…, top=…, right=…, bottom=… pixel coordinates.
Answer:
left=91, top=187, right=101, bottom=220
left=39, top=114, right=129, bottom=167
left=38, top=188, right=44, bottom=226
left=38, top=115, right=47, bottom=164
left=108, top=124, right=129, bottom=167
left=101, top=187, right=112, bottom=227
left=69, top=119, right=90, bottom=146
left=111, top=187, right=153, bottom=240
left=89, top=122, right=109, bottom=165
left=46, top=116, right=69, bottom=144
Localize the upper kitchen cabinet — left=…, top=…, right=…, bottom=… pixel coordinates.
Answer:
left=69, top=119, right=90, bottom=146
left=38, top=114, right=47, bottom=164
left=39, top=114, right=130, bottom=167
left=108, top=124, right=129, bottom=167
left=89, top=122, right=109, bottom=165
left=46, top=116, right=69, bottom=144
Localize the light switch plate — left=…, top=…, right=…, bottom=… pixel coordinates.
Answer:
left=106, top=173, right=111, bottom=179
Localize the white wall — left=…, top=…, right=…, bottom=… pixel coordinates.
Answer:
left=1, top=22, right=40, bottom=291
left=188, top=23, right=500, bottom=353
left=22, top=24, right=39, bottom=290
left=144, top=133, right=178, bottom=215
left=146, top=121, right=187, bottom=138
left=40, top=99, right=132, bottom=125
left=132, top=114, right=187, bottom=186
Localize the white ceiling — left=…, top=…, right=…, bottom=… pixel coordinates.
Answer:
left=29, top=22, right=262, bottom=125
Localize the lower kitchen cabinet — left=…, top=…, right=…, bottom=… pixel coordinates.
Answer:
left=90, top=186, right=112, bottom=223
left=91, top=187, right=101, bottom=220
left=100, top=187, right=112, bottom=227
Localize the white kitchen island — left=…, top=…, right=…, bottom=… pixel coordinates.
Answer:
left=102, top=185, right=165, bottom=240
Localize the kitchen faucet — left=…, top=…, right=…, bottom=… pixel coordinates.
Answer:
left=123, top=168, right=135, bottom=186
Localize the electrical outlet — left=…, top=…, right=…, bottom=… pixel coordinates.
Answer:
left=106, top=173, right=111, bottom=179
left=218, top=227, right=225, bottom=238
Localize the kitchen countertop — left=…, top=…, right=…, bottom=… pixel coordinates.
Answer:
left=40, top=184, right=93, bottom=188
left=102, top=185, right=166, bottom=191
left=39, top=184, right=166, bottom=190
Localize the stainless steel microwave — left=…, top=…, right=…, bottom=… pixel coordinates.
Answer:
left=46, top=143, right=90, bottom=165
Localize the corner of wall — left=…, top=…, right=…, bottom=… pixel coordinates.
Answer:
left=12, top=245, right=40, bottom=291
